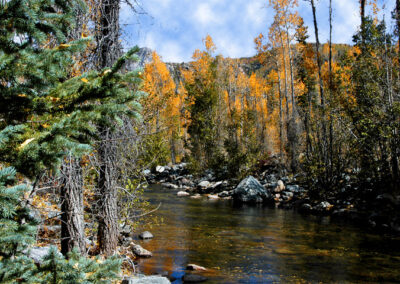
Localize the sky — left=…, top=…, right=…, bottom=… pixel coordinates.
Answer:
left=120, top=0, right=397, bottom=63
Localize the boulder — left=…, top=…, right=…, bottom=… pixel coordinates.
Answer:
left=177, top=191, right=190, bottom=197
left=162, top=182, right=179, bottom=189
left=264, top=174, right=278, bottom=183
left=122, top=275, right=170, bottom=284
left=315, top=201, right=333, bottom=212
left=131, top=243, right=152, bottom=258
left=198, top=181, right=210, bottom=189
left=119, top=224, right=132, bottom=236
left=26, top=246, right=61, bottom=264
left=186, top=264, right=207, bottom=271
left=210, top=181, right=228, bottom=192
left=218, top=191, right=231, bottom=198
left=155, top=166, right=165, bottom=173
left=273, top=180, right=285, bottom=193
left=232, top=176, right=272, bottom=203
left=286, top=185, right=301, bottom=193
left=282, top=191, right=294, bottom=198
left=139, top=231, right=154, bottom=240
left=142, top=169, right=151, bottom=176
left=182, top=274, right=207, bottom=283
left=180, top=178, right=194, bottom=187
left=299, top=203, right=312, bottom=214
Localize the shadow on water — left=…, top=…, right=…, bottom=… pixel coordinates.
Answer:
left=135, top=184, right=400, bottom=283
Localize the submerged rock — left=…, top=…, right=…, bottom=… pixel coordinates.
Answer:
left=232, top=176, right=272, bottom=203
left=177, top=191, right=190, bottom=197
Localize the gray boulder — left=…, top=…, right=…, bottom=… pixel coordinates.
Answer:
left=26, top=246, right=61, bottom=264
left=232, top=176, right=272, bottom=203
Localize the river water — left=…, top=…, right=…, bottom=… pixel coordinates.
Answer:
left=135, top=185, right=400, bottom=283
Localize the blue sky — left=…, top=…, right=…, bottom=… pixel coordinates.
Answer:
left=120, top=0, right=396, bottom=62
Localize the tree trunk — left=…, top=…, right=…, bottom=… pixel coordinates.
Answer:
left=310, top=0, right=328, bottom=169
left=60, top=155, right=86, bottom=256
left=360, top=0, right=366, bottom=40
left=96, top=0, right=121, bottom=68
left=275, top=60, right=284, bottom=161
left=396, top=0, right=400, bottom=62
left=97, top=128, right=119, bottom=255
left=170, top=131, right=177, bottom=164
left=95, top=0, right=121, bottom=256
left=58, top=4, right=89, bottom=258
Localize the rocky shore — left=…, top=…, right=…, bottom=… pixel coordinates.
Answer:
left=144, top=162, right=400, bottom=235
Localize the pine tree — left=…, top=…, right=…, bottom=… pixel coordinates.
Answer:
left=0, top=0, right=143, bottom=281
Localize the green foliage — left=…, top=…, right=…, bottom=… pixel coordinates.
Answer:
left=185, top=58, right=220, bottom=171
left=349, top=17, right=397, bottom=183
left=0, top=167, right=37, bottom=258
left=34, top=247, right=121, bottom=284
left=0, top=246, right=122, bottom=283
left=139, top=132, right=171, bottom=171
left=0, top=0, right=144, bottom=178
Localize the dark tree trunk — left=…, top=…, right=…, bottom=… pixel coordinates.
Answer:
left=96, top=0, right=122, bottom=68
left=361, top=0, right=366, bottom=35
left=95, top=0, right=121, bottom=256
left=397, top=0, right=400, bottom=62
left=60, top=155, right=86, bottom=256
left=310, top=0, right=328, bottom=170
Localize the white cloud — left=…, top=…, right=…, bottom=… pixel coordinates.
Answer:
left=194, top=3, right=217, bottom=26
left=120, top=0, right=396, bottom=62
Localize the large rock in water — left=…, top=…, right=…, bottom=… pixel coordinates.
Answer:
left=232, top=176, right=272, bottom=203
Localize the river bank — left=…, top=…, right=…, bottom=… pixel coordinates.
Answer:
left=143, top=161, right=400, bottom=235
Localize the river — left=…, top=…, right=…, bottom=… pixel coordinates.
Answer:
left=134, top=184, right=400, bottom=283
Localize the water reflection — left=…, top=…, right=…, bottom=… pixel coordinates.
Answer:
left=135, top=185, right=400, bottom=283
